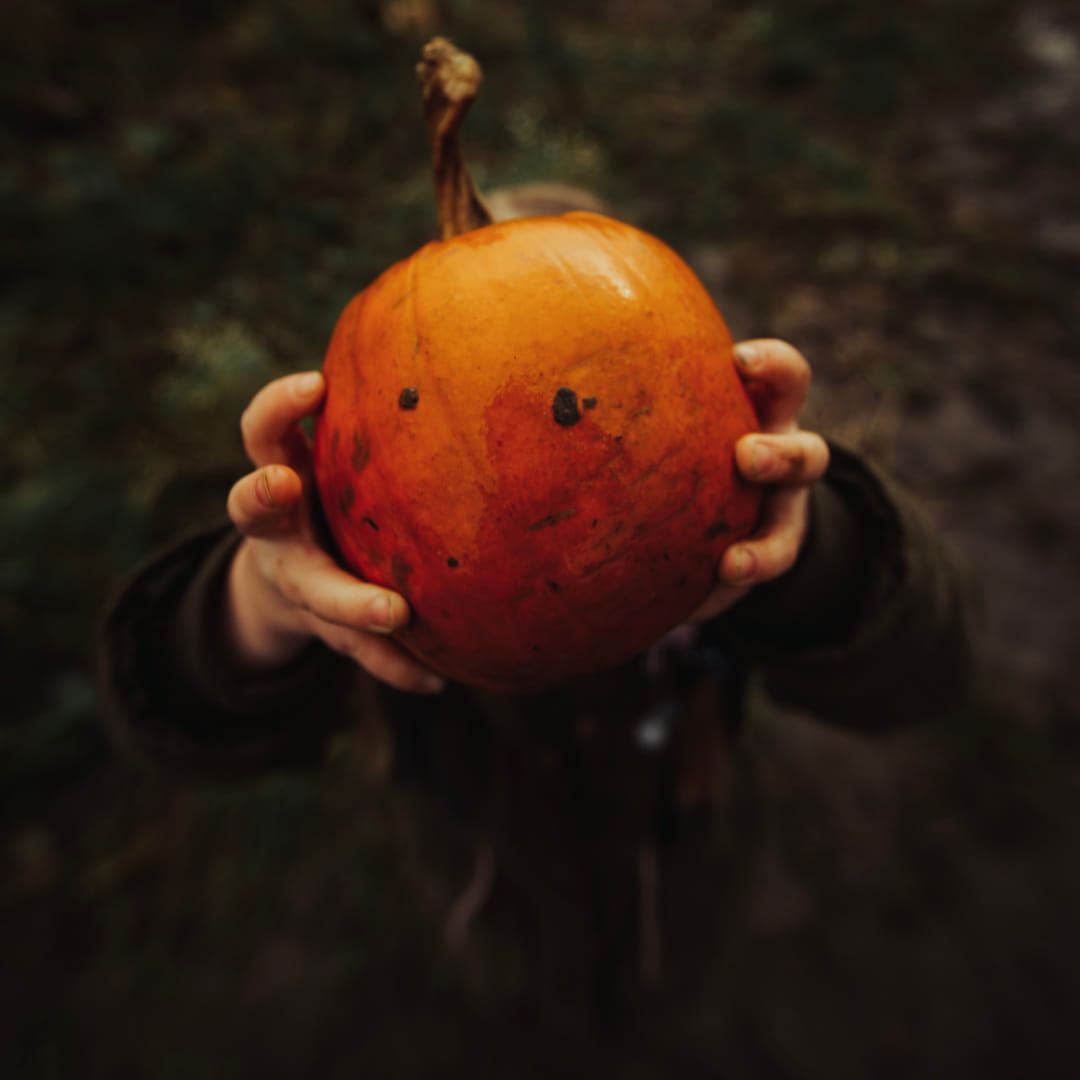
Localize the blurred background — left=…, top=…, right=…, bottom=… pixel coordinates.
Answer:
left=2, top=0, right=1079, bottom=1075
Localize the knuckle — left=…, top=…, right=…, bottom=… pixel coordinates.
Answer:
left=769, top=337, right=810, bottom=371
left=812, top=436, right=831, bottom=476
left=764, top=339, right=811, bottom=390
left=239, top=406, right=258, bottom=457
left=789, top=346, right=811, bottom=379
left=226, top=485, right=242, bottom=525
left=226, top=479, right=251, bottom=528
left=791, top=435, right=827, bottom=483
left=771, top=537, right=800, bottom=577
left=754, top=538, right=792, bottom=582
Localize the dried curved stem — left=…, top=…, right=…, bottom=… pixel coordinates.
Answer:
left=417, top=37, right=494, bottom=240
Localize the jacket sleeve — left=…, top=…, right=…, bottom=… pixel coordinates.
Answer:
left=99, top=522, right=358, bottom=776
left=705, top=443, right=978, bottom=731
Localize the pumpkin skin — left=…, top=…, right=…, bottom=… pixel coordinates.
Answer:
left=313, top=211, right=761, bottom=692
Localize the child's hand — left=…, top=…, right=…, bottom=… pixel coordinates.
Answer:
left=224, top=371, right=446, bottom=694
left=691, top=339, right=831, bottom=622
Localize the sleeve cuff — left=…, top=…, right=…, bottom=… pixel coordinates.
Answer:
left=100, top=523, right=356, bottom=776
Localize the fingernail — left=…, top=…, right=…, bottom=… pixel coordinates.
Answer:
left=295, top=371, right=323, bottom=397
left=734, top=343, right=758, bottom=370
left=370, top=594, right=395, bottom=631
left=729, top=547, right=755, bottom=584
left=257, top=468, right=276, bottom=507
left=749, top=442, right=777, bottom=479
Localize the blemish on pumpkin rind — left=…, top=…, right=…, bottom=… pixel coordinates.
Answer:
left=582, top=396, right=598, bottom=410
left=552, top=387, right=581, bottom=426
left=338, top=484, right=355, bottom=515
left=447, top=557, right=459, bottom=568
left=527, top=507, right=578, bottom=531
left=705, top=517, right=731, bottom=539
left=363, top=516, right=380, bottom=532
left=351, top=433, right=370, bottom=473
left=399, top=386, right=420, bottom=410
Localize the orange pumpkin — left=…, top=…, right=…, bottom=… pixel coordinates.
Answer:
left=312, top=41, right=761, bottom=692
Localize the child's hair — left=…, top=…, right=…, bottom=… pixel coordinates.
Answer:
left=485, top=182, right=611, bottom=223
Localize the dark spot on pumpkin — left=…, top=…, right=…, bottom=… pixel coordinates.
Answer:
left=363, top=516, right=380, bottom=532
left=338, top=484, right=355, bottom=515
left=351, top=433, right=369, bottom=473
left=705, top=517, right=732, bottom=539
left=662, top=551, right=670, bottom=561
left=399, top=386, right=420, bottom=410
left=552, top=387, right=581, bottom=426
left=546, top=579, right=560, bottom=591
left=591, top=518, right=598, bottom=527
left=391, top=553, right=413, bottom=590
left=447, top=557, right=459, bottom=568
left=582, top=396, right=598, bottom=410
left=528, top=507, right=578, bottom=531
left=331, top=429, right=340, bottom=453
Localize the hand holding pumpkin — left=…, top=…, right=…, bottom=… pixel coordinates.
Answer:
left=223, top=370, right=446, bottom=694
left=690, top=338, right=830, bottom=622
left=221, top=339, right=826, bottom=693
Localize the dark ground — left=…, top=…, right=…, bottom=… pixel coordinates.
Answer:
left=2, top=1, right=1079, bottom=1076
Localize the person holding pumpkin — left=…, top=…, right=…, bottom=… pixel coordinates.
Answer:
left=101, top=321, right=974, bottom=1027
left=99, top=40, right=977, bottom=1043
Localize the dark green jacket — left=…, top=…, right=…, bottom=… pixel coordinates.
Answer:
left=99, top=445, right=975, bottom=1036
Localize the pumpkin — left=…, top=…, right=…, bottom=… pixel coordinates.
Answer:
left=312, top=40, right=761, bottom=692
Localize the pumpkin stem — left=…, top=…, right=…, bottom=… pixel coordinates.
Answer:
left=417, top=37, right=494, bottom=240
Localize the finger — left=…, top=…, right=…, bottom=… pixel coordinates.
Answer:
left=316, top=624, right=446, bottom=694
left=227, top=465, right=304, bottom=538
left=736, top=431, right=830, bottom=485
left=240, top=371, right=325, bottom=468
left=733, top=339, right=811, bottom=432
left=720, top=488, right=809, bottom=586
left=274, top=549, right=411, bottom=636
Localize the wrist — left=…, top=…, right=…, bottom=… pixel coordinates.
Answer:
left=225, top=541, right=312, bottom=670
